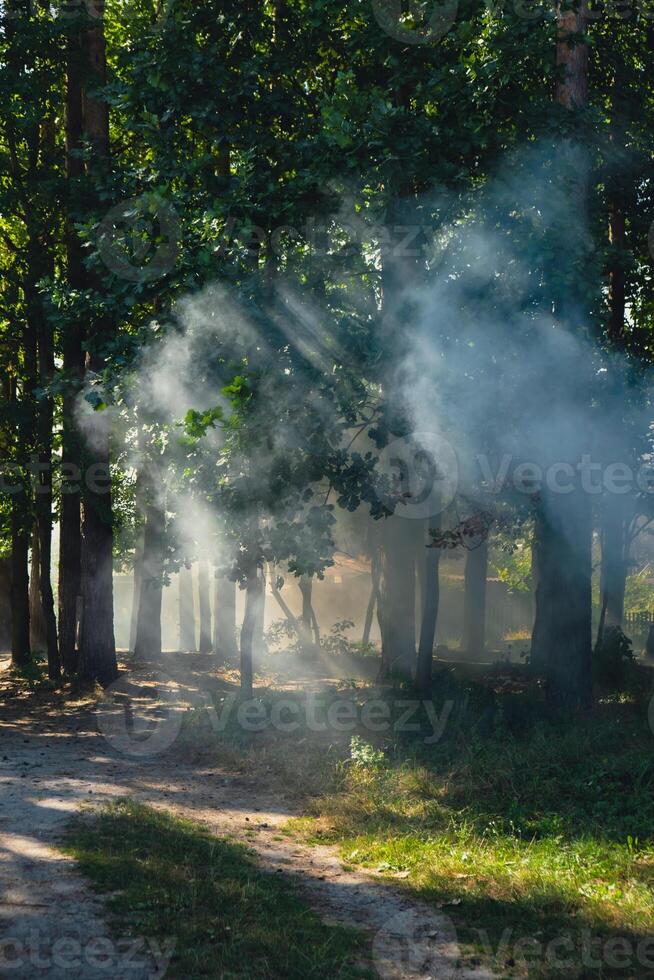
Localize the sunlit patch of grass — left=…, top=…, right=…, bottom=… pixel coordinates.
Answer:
left=65, top=800, right=371, bottom=979
left=287, top=709, right=654, bottom=977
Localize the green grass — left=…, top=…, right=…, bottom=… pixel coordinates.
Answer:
left=91, top=669, right=654, bottom=977
left=65, top=800, right=371, bottom=979
left=289, top=704, right=654, bottom=977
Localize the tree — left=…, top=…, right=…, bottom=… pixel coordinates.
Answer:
left=77, top=1, right=117, bottom=686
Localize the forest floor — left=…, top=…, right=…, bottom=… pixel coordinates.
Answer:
left=3, top=648, right=654, bottom=978
left=0, top=651, right=493, bottom=979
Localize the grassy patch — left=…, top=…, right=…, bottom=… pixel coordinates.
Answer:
left=291, top=705, right=654, bottom=977
left=65, top=800, right=370, bottom=979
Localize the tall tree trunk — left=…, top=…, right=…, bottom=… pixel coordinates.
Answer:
left=362, top=548, right=381, bottom=646
left=178, top=565, right=196, bottom=651
left=197, top=559, right=212, bottom=653
left=254, top=563, right=266, bottom=655
left=59, top=18, right=85, bottom=675
left=298, top=574, right=315, bottom=653
left=129, top=540, right=143, bottom=653
left=31, top=236, right=60, bottom=680
left=535, top=0, right=592, bottom=709
left=11, top=502, right=30, bottom=668
left=240, top=567, right=264, bottom=697
left=378, top=516, right=418, bottom=680
left=133, top=495, right=165, bottom=662
left=599, top=61, right=629, bottom=631
left=416, top=520, right=441, bottom=694
left=462, top=538, right=488, bottom=656
left=213, top=575, right=237, bottom=659
left=529, top=519, right=547, bottom=674
left=29, top=526, right=47, bottom=651
left=78, top=4, right=117, bottom=686
left=600, top=501, right=628, bottom=629
left=0, top=556, right=11, bottom=651
left=540, top=489, right=593, bottom=707
left=7, top=372, right=30, bottom=667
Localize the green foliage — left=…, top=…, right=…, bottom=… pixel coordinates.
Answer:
left=349, top=735, right=387, bottom=772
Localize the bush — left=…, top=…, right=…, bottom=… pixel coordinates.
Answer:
left=593, top=626, right=635, bottom=691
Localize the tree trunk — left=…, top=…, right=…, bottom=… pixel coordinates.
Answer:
left=129, top=538, right=144, bottom=653
left=254, top=563, right=266, bottom=655
left=298, top=575, right=316, bottom=653
left=32, top=246, right=60, bottom=680
left=29, top=526, right=47, bottom=652
left=378, top=516, right=418, bottom=680
left=240, top=568, right=264, bottom=697
left=534, top=0, right=592, bottom=709
left=362, top=548, right=381, bottom=646
left=178, top=565, right=196, bottom=651
left=541, top=488, right=593, bottom=708
left=133, top=498, right=165, bottom=662
left=556, top=1, right=588, bottom=110
left=78, top=2, right=117, bottom=686
left=11, top=503, right=30, bottom=668
left=599, top=500, right=628, bottom=629
left=59, top=19, right=85, bottom=675
left=213, top=575, right=237, bottom=659
left=197, top=559, right=212, bottom=653
left=0, top=557, right=11, bottom=651
left=599, top=62, right=629, bottom=630
left=462, top=538, right=488, bottom=656
left=416, top=522, right=441, bottom=694
left=529, top=519, right=547, bottom=674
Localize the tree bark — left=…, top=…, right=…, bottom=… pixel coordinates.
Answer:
left=128, top=464, right=146, bottom=653
left=30, top=235, right=60, bottom=679
left=213, top=574, right=237, bottom=659
left=462, top=538, right=488, bottom=656
left=378, top=516, right=418, bottom=680
left=362, top=548, right=381, bottom=646
left=540, top=489, right=593, bottom=707
left=11, top=502, right=30, bottom=668
left=416, top=521, right=441, bottom=694
left=599, top=500, right=628, bottom=629
left=599, top=62, right=629, bottom=629
left=0, top=556, right=11, bottom=652
left=197, top=559, right=212, bottom=653
left=298, top=574, right=316, bottom=653
left=529, top=518, right=548, bottom=674
left=78, top=4, right=117, bottom=686
left=59, top=15, right=85, bottom=676
left=240, top=568, right=264, bottom=697
left=534, top=0, right=593, bottom=709
left=133, top=495, right=165, bottom=662
left=178, top=565, right=196, bottom=651
left=29, top=526, right=47, bottom=652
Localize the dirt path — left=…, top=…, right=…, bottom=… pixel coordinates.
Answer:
left=0, top=664, right=493, bottom=979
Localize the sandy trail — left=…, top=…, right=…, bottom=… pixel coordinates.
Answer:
left=0, top=662, right=492, bottom=979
